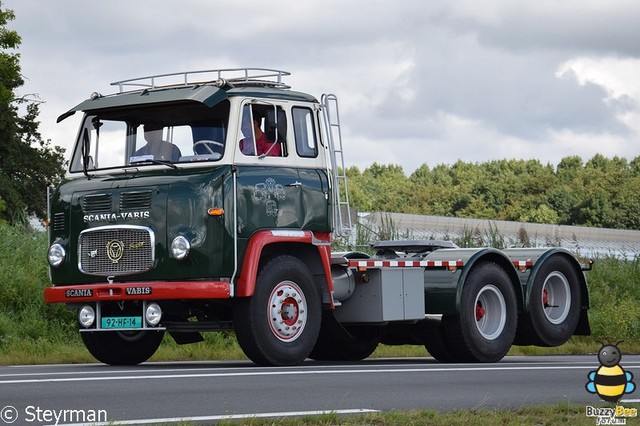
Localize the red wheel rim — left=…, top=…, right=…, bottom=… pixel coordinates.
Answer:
left=268, top=281, right=307, bottom=342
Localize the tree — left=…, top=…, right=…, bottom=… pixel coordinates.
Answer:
left=0, top=4, right=65, bottom=223
left=352, top=163, right=410, bottom=212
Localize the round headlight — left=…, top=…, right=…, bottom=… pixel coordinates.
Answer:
left=48, top=243, right=66, bottom=267
left=171, top=236, right=190, bottom=260
left=145, top=303, right=162, bottom=326
left=78, top=305, right=95, bottom=328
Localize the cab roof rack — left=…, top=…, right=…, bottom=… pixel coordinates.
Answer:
left=110, top=68, right=291, bottom=93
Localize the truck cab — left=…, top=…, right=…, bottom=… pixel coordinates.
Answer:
left=47, top=69, right=341, bottom=365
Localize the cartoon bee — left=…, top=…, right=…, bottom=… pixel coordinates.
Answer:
left=586, top=342, right=635, bottom=403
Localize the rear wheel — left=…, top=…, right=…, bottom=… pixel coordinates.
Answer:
left=442, top=262, right=517, bottom=363
left=310, top=327, right=379, bottom=361
left=233, top=255, right=322, bottom=366
left=81, top=330, right=164, bottom=365
left=517, top=256, right=581, bottom=346
left=422, top=319, right=458, bottom=363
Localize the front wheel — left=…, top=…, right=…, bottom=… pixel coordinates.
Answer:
left=442, top=262, right=517, bottom=363
left=81, top=330, right=164, bottom=365
left=233, top=255, right=322, bottom=366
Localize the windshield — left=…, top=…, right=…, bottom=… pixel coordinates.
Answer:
left=69, top=101, right=230, bottom=172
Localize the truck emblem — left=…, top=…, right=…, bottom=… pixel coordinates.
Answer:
left=106, top=240, right=125, bottom=263
left=125, top=286, right=152, bottom=296
left=83, top=210, right=150, bottom=223
left=65, top=288, right=93, bottom=298
left=254, top=178, right=286, bottom=217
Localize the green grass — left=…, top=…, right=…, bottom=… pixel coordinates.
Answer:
left=2, top=222, right=640, bottom=365
left=190, top=403, right=606, bottom=426
left=107, top=404, right=611, bottom=426
left=0, top=222, right=80, bottom=363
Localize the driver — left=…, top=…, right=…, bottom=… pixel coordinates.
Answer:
left=133, top=123, right=182, bottom=162
left=239, top=109, right=281, bottom=157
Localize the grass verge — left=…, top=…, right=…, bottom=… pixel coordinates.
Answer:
left=5, top=335, right=627, bottom=366
left=214, top=403, right=604, bottom=426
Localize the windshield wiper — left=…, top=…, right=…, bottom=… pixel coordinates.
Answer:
left=129, top=156, right=178, bottom=169
left=81, top=128, right=95, bottom=179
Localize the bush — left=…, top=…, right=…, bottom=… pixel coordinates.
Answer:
left=0, top=222, right=76, bottom=353
left=586, top=256, right=640, bottom=343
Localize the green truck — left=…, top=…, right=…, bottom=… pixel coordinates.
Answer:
left=44, top=68, right=591, bottom=366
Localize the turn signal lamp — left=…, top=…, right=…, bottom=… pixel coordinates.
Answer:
left=207, top=208, right=224, bottom=216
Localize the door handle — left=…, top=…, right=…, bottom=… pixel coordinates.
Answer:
left=286, top=181, right=302, bottom=187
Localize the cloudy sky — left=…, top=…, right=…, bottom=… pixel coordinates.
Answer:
left=6, top=0, right=640, bottom=174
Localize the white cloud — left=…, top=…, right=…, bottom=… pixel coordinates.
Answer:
left=558, top=57, right=640, bottom=100
left=5, top=0, right=640, bottom=174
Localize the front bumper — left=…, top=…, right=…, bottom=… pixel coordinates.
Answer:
left=44, top=280, right=232, bottom=303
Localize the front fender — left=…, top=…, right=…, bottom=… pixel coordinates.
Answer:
left=235, top=230, right=333, bottom=299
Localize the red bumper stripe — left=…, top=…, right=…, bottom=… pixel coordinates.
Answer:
left=44, top=281, right=231, bottom=303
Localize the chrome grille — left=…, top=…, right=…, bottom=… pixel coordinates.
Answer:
left=78, top=225, right=154, bottom=276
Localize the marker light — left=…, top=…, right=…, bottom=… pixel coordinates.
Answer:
left=207, top=208, right=224, bottom=216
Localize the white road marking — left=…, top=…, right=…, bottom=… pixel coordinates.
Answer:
left=0, top=362, right=599, bottom=378
left=56, top=408, right=380, bottom=426
left=3, top=364, right=639, bottom=385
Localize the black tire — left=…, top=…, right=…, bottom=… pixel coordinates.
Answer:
left=442, top=262, right=518, bottom=363
left=81, top=330, right=164, bottom=365
left=233, top=255, right=322, bottom=366
left=517, top=255, right=581, bottom=347
left=421, top=319, right=458, bottom=363
left=310, top=329, right=379, bottom=361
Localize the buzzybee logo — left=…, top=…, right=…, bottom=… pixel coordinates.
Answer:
left=584, top=342, right=638, bottom=425
left=586, top=342, right=635, bottom=403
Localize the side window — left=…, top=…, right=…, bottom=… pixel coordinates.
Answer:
left=239, top=105, right=256, bottom=155
left=239, top=104, right=286, bottom=157
left=292, top=107, right=317, bottom=158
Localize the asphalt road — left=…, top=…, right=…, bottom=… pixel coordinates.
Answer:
left=1, top=355, right=638, bottom=425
